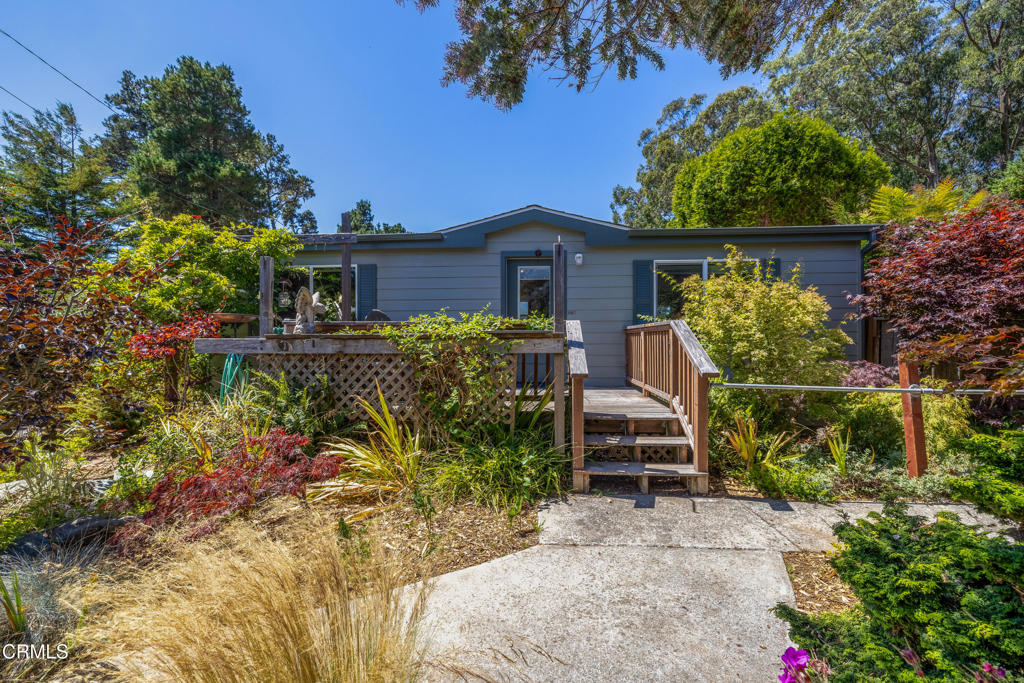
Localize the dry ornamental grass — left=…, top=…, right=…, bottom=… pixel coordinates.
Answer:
left=75, top=508, right=432, bottom=682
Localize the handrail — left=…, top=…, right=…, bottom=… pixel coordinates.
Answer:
left=623, top=319, right=718, bottom=493
left=669, top=321, right=719, bottom=377
left=566, top=319, right=588, bottom=378
left=566, top=320, right=587, bottom=490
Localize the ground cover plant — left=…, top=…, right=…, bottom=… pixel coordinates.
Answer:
left=775, top=505, right=1024, bottom=681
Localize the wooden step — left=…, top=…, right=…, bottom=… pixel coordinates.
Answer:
left=583, top=408, right=677, bottom=421
left=583, top=434, right=691, bottom=447
left=578, top=461, right=701, bottom=477
left=583, top=388, right=677, bottom=421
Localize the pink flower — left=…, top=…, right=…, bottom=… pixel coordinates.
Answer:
left=781, top=647, right=810, bottom=671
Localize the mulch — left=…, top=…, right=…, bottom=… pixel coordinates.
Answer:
left=355, top=499, right=540, bottom=579
left=783, top=551, right=860, bottom=614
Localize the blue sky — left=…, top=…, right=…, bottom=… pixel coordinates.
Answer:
left=1, top=1, right=755, bottom=232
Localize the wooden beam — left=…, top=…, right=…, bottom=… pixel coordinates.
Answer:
left=194, top=335, right=566, bottom=356
left=565, top=320, right=588, bottom=377
left=899, top=357, right=928, bottom=477
left=258, top=255, right=274, bottom=337
left=552, top=239, right=565, bottom=334
left=340, top=211, right=353, bottom=321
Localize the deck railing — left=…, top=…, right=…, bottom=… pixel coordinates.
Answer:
left=624, top=320, right=719, bottom=479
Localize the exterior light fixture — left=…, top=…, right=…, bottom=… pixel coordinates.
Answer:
left=574, top=252, right=584, bottom=266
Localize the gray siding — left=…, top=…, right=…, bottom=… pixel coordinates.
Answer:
left=294, top=221, right=865, bottom=387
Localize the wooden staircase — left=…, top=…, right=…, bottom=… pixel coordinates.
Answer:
left=578, top=388, right=702, bottom=493
left=568, top=320, right=719, bottom=495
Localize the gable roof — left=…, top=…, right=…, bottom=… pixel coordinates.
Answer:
left=297, top=204, right=877, bottom=251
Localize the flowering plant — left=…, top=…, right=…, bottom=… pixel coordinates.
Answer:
left=779, top=647, right=829, bottom=682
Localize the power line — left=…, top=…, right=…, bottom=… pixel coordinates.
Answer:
left=0, top=34, right=278, bottom=226
left=0, top=82, right=40, bottom=114
left=0, top=81, right=249, bottom=223
left=0, top=27, right=118, bottom=114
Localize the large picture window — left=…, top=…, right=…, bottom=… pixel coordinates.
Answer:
left=654, top=257, right=761, bottom=319
left=654, top=261, right=704, bottom=319
left=308, top=265, right=357, bottom=320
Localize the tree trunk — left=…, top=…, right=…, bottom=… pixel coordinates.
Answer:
left=163, top=355, right=181, bottom=406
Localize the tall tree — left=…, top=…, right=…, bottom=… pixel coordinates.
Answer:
left=673, top=112, right=890, bottom=227
left=948, top=0, right=1024, bottom=174
left=407, top=0, right=846, bottom=109
left=611, top=86, right=772, bottom=227
left=102, top=57, right=317, bottom=231
left=766, top=0, right=962, bottom=188
left=255, top=134, right=317, bottom=234
left=339, top=199, right=406, bottom=234
left=1, top=103, right=129, bottom=239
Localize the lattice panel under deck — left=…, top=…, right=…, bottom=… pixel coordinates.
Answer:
left=254, top=352, right=517, bottom=424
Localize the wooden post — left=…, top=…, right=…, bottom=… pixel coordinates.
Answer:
left=552, top=239, right=565, bottom=334
left=691, top=374, right=710, bottom=494
left=340, top=212, right=353, bottom=321
left=571, top=375, right=586, bottom=491
left=258, top=255, right=274, bottom=337
left=898, top=357, right=928, bottom=477
left=553, top=352, right=565, bottom=451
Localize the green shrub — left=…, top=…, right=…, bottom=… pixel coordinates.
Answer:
left=992, top=156, right=1024, bottom=199
left=834, top=392, right=905, bottom=455
left=0, top=515, right=31, bottom=552
left=430, top=430, right=565, bottom=520
left=948, top=430, right=1024, bottom=526
left=241, top=371, right=352, bottom=445
left=673, top=112, right=890, bottom=227
left=776, top=504, right=1024, bottom=680
left=377, top=309, right=532, bottom=442
left=834, top=389, right=973, bottom=459
left=747, top=463, right=834, bottom=502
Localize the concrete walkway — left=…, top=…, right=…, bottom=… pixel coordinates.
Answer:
left=420, top=495, right=1000, bottom=682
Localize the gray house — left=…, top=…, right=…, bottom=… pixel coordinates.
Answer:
left=293, top=205, right=873, bottom=387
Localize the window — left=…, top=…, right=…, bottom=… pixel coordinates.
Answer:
left=516, top=264, right=551, bottom=318
left=308, top=265, right=357, bottom=320
left=654, top=261, right=704, bottom=319
left=654, top=257, right=763, bottom=318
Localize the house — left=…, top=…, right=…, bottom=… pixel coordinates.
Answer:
left=292, top=205, right=874, bottom=387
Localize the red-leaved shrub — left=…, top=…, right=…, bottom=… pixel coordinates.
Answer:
left=839, top=361, right=899, bottom=388
left=115, top=429, right=341, bottom=550
left=855, top=200, right=1024, bottom=391
left=128, top=313, right=221, bottom=405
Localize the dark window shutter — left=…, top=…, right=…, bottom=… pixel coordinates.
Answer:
left=759, top=257, right=782, bottom=280
left=357, top=264, right=377, bottom=320
left=633, top=260, right=654, bottom=323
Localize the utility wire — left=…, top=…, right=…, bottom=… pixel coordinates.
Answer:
left=0, top=80, right=250, bottom=224
left=0, top=83, right=39, bottom=114
left=1, top=27, right=271, bottom=221
left=0, top=27, right=118, bottom=114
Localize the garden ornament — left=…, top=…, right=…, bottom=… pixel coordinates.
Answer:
left=292, top=287, right=325, bottom=334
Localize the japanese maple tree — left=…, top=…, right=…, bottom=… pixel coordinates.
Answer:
left=129, top=313, right=220, bottom=405
left=0, top=219, right=157, bottom=444
left=855, top=199, right=1024, bottom=391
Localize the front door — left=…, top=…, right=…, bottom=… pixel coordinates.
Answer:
left=504, top=258, right=553, bottom=319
